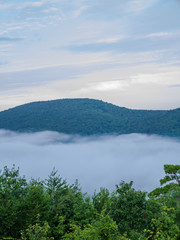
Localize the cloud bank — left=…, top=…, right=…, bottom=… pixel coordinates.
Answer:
left=0, top=130, right=179, bottom=194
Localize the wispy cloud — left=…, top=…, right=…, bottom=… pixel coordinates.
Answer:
left=73, top=5, right=89, bottom=18
left=60, top=37, right=169, bottom=53
left=80, top=80, right=129, bottom=92
left=130, top=70, right=180, bottom=86
left=7, top=26, right=24, bottom=31
left=143, top=31, right=180, bottom=39
left=126, top=0, right=159, bottom=13
left=146, top=32, right=170, bottom=38
left=0, top=4, right=14, bottom=10
left=42, top=7, right=59, bottom=13
left=0, top=44, right=12, bottom=50
left=94, top=35, right=125, bottom=44
left=18, top=1, right=45, bottom=10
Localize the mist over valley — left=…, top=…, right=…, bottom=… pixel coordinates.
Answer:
left=0, top=129, right=179, bottom=194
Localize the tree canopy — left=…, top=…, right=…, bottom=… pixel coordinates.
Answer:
left=0, top=98, right=179, bottom=137
left=0, top=164, right=179, bottom=240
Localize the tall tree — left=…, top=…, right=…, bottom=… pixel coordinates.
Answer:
left=0, top=165, right=27, bottom=237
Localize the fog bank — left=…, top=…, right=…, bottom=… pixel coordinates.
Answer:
left=0, top=130, right=179, bottom=193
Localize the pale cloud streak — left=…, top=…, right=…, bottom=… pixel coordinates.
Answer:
left=43, top=7, right=59, bottom=13
left=131, top=70, right=180, bottom=86
left=146, top=32, right=170, bottom=38
left=126, top=0, right=159, bottom=13
left=90, top=80, right=129, bottom=91
left=143, top=30, right=180, bottom=39
left=73, top=5, right=89, bottom=18
left=93, top=35, right=125, bottom=44
left=19, top=1, right=45, bottom=9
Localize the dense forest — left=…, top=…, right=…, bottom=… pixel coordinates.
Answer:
left=0, top=164, right=179, bottom=240
left=0, top=98, right=180, bottom=137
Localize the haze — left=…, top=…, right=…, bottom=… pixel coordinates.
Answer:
left=0, top=130, right=179, bottom=194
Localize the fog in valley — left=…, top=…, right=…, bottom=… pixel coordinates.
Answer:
left=0, top=130, right=179, bottom=194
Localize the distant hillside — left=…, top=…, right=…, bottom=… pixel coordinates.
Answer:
left=0, top=98, right=179, bottom=136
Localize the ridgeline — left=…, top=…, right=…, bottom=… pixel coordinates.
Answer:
left=0, top=98, right=179, bottom=136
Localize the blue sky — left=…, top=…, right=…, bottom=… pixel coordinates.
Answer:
left=0, top=0, right=180, bottom=110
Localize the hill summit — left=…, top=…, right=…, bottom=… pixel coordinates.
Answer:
left=0, top=98, right=179, bottom=136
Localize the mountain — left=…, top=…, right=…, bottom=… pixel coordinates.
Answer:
left=0, top=98, right=179, bottom=136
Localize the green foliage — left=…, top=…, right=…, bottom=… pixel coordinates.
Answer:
left=160, top=164, right=180, bottom=186
left=21, top=220, right=53, bottom=240
left=19, top=179, right=50, bottom=229
left=0, top=165, right=27, bottom=238
left=0, top=98, right=179, bottom=136
left=91, top=211, right=119, bottom=239
left=149, top=164, right=180, bottom=197
left=63, top=211, right=120, bottom=240
left=92, top=187, right=110, bottom=213
left=110, top=181, right=149, bottom=237
left=45, top=170, right=94, bottom=239
left=0, top=164, right=179, bottom=240
left=148, top=164, right=180, bottom=239
left=143, top=206, right=180, bottom=240
left=44, top=168, right=69, bottom=237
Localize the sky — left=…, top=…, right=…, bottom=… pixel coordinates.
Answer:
left=0, top=0, right=180, bottom=110
left=0, top=130, right=180, bottom=194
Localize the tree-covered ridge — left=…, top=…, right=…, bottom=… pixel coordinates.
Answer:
left=0, top=165, right=179, bottom=240
left=0, top=98, right=180, bottom=136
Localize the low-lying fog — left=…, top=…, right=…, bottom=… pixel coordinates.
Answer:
left=0, top=130, right=179, bottom=194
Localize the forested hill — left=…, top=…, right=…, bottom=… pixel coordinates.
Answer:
left=0, top=98, right=179, bottom=136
